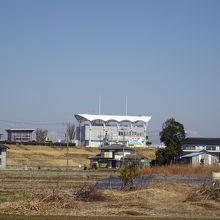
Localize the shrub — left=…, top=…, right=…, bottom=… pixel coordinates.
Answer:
left=119, top=163, right=140, bottom=189
left=185, top=182, right=220, bottom=202
left=75, top=184, right=105, bottom=201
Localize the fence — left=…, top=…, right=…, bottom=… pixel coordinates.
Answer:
left=96, top=174, right=212, bottom=189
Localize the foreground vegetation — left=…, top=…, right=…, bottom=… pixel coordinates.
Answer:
left=0, top=170, right=220, bottom=218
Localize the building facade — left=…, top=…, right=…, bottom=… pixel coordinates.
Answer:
left=181, top=138, right=220, bottom=156
left=0, top=143, right=9, bottom=169
left=6, top=129, right=35, bottom=142
left=74, top=114, right=151, bottom=147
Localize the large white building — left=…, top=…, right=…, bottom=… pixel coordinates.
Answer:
left=74, top=114, right=151, bottom=147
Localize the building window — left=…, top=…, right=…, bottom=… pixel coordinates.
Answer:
left=206, top=146, right=216, bottom=151
left=184, top=146, right=195, bottom=150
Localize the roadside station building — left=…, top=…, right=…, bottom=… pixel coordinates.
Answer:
left=6, top=129, right=35, bottom=142
left=74, top=114, right=151, bottom=147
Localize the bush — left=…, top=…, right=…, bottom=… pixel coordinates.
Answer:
left=119, top=163, right=140, bottom=189
left=75, top=184, right=105, bottom=201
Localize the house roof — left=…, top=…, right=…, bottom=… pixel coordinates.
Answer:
left=181, top=150, right=219, bottom=158
left=0, top=143, right=9, bottom=150
left=74, top=114, right=151, bottom=124
left=99, top=144, right=132, bottom=151
left=183, top=138, right=220, bottom=146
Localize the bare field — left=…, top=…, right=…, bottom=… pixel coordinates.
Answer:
left=0, top=170, right=220, bottom=218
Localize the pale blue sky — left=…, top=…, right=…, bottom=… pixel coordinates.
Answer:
left=0, top=0, right=219, bottom=143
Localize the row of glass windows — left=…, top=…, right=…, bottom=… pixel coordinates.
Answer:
left=182, top=146, right=218, bottom=150
left=118, top=131, right=144, bottom=137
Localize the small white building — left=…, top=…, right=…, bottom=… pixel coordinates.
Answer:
left=0, top=143, right=9, bottom=169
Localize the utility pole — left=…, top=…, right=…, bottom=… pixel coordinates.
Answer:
left=66, top=133, right=69, bottom=168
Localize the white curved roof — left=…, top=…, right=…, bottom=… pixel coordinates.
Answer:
left=74, top=114, right=151, bottom=124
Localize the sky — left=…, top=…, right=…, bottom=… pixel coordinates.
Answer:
left=0, top=0, right=219, bottom=143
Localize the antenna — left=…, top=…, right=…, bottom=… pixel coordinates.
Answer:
left=125, top=96, right=128, bottom=116
left=99, top=96, right=101, bottom=115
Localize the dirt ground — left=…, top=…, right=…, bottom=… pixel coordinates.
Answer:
left=0, top=170, right=220, bottom=218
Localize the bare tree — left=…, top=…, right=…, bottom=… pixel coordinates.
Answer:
left=36, top=129, right=48, bottom=143
left=66, top=123, right=76, bottom=142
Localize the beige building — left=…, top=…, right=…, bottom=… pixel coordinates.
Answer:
left=0, top=143, right=9, bottom=169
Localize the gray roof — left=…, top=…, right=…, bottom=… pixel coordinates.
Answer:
left=181, top=150, right=219, bottom=158
left=183, top=138, right=220, bottom=146
left=99, top=144, right=132, bottom=151
left=6, top=129, right=35, bottom=132
left=0, top=143, right=9, bottom=150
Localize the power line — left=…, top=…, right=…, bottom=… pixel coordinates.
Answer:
left=0, top=119, right=68, bottom=126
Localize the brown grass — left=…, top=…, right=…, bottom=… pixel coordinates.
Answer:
left=134, top=147, right=156, bottom=161
left=1, top=171, right=220, bottom=217
left=75, top=184, right=106, bottom=201
left=140, top=164, right=220, bottom=176
left=6, top=144, right=99, bottom=166
left=185, top=182, right=220, bottom=202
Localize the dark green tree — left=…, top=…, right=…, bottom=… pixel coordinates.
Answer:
left=155, top=146, right=176, bottom=165
left=160, top=118, right=185, bottom=154
left=156, top=118, right=185, bottom=165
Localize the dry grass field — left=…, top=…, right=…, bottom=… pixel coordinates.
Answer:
left=6, top=144, right=99, bottom=167
left=140, top=164, right=220, bottom=177
left=6, top=144, right=156, bottom=167
left=0, top=170, right=220, bottom=218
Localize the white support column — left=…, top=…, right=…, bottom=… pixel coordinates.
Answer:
left=79, top=121, right=82, bottom=146
left=89, top=121, right=92, bottom=147
left=117, top=122, right=119, bottom=142
left=144, top=123, right=147, bottom=147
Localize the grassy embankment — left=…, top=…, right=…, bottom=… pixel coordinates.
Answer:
left=6, top=144, right=156, bottom=167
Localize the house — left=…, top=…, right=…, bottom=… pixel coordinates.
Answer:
left=6, top=129, right=35, bottom=142
left=89, top=144, right=134, bottom=168
left=179, top=150, right=219, bottom=166
left=181, top=137, right=220, bottom=156
left=0, top=143, right=9, bottom=169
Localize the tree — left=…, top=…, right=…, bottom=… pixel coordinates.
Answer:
left=36, top=129, right=48, bottom=143
left=119, top=163, right=140, bottom=189
left=160, top=118, right=185, bottom=155
left=66, top=123, right=76, bottom=142
left=155, top=146, right=176, bottom=165
left=156, top=118, right=185, bottom=165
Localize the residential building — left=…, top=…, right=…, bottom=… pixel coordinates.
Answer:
left=74, top=114, right=151, bottom=147
left=179, top=150, right=219, bottom=166
left=6, top=129, right=35, bottom=142
left=181, top=137, right=220, bottom=156
left=89, top=144, right=133, bottom=168
left=0, top=143, right=9, bottom=168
